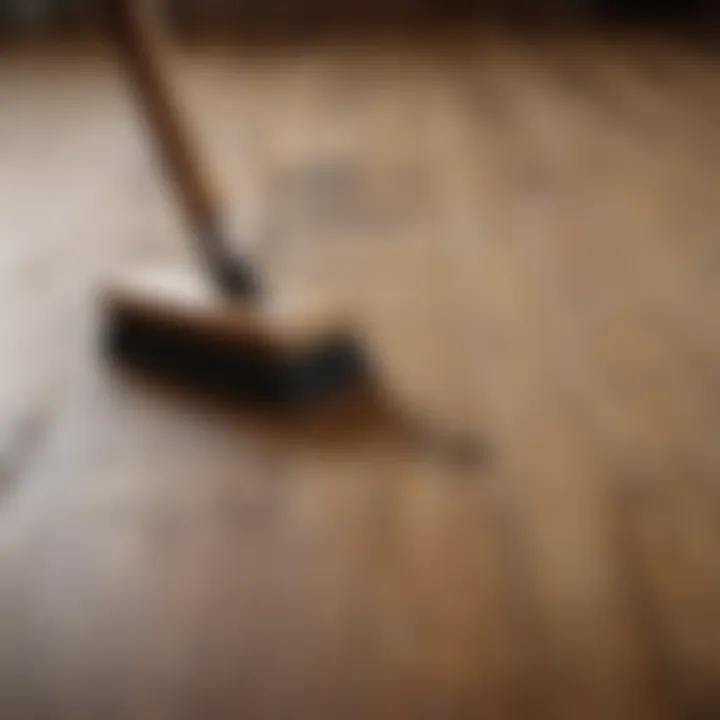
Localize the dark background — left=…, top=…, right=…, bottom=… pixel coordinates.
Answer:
left=0, top=0, right=716, bottom=34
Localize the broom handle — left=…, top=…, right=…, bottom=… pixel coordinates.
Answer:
left=105, top=0, right=260, bottom=297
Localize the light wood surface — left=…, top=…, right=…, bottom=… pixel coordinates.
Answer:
left=1, top=27, right=719, bottom=719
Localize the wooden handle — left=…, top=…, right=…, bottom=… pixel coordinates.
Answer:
left=106, top=0, right=220, bottom=235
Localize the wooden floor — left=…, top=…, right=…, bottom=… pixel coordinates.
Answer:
left=1, top=27, right=720, bottom=719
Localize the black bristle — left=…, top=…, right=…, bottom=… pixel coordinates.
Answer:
left=103, top=308, right=371, bottom=408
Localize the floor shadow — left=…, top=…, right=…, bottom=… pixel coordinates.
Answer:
left=111, top=366, right=491, bottom=474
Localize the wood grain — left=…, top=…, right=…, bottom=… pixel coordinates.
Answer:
left=0, top=28, right=719, bottom=720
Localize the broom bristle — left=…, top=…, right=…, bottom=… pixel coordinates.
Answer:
left=100, top=270, right=372, bottom=408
